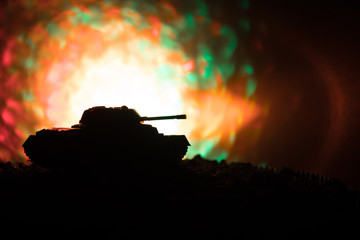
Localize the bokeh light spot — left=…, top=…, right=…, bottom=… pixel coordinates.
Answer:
left=2, top=109, right=15, bottom=127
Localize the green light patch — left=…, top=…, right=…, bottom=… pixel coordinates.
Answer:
left=160, top=36, right=178, bottom=49
left=69, top=7, right=102, bottom=29
left=46, top=22, right=66, bottom=38
left=242, top=64, right=254, bottom=75
left=239, top=18, right=251, bottom=31
left=194, top=1, right=209, bottom=16
left=185, top=13, right=196, bottom=30
left=22, top=90, right=35, bottom=102
left=25, top=38, right=36, bottom=49
left=218, top=63, right=235, bottom=81
left=258, top=163, right=268, bottom=168
left=24, top=58, right=35, bottom=69
left=246, top=78, right=257, bottom=97
left=188, top=137, right=228, bottom=162
left=239, top=0, right=250, bottom=10
left=156, top=64, right=177, bottom=79
left=220, top=26, right=237, bottom=58
left=185, top=72, right=198, bottom=88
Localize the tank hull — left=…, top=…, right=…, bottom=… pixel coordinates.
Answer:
left=22, top=106, right=190, bottom=170
left=23, top=128, right=189, bottom=169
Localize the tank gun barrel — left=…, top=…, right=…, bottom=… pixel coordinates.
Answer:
left=141, top=114, right=186, bottom=121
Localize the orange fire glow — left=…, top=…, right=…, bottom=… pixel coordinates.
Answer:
left=1, top=0, right=263, bottom=162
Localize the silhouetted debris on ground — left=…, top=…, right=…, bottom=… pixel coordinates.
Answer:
left=0, top=156, right=359, bottom=239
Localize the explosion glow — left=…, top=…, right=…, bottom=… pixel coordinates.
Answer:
left=0, top=0, right=263, bottom=163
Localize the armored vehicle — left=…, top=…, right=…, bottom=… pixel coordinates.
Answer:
left=22, top=106, right=190, bottom=169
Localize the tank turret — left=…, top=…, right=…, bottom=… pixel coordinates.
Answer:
left=22, top=106, right=190, bottom=170
left=71, top=105, right=186, bottom=128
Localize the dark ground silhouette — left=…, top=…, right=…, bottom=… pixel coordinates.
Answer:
left=0, top=155, right=359, bottom=239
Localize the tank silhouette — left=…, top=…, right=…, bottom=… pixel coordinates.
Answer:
left=22, top=106, right=190, bottom=169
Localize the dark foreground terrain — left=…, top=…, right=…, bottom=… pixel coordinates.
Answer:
left=0, top=155, right=359, bottom=239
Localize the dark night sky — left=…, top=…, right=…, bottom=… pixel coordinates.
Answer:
left=207, top=0, right=360, bottom=189
left=250, top=0, right=360, bottom=189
